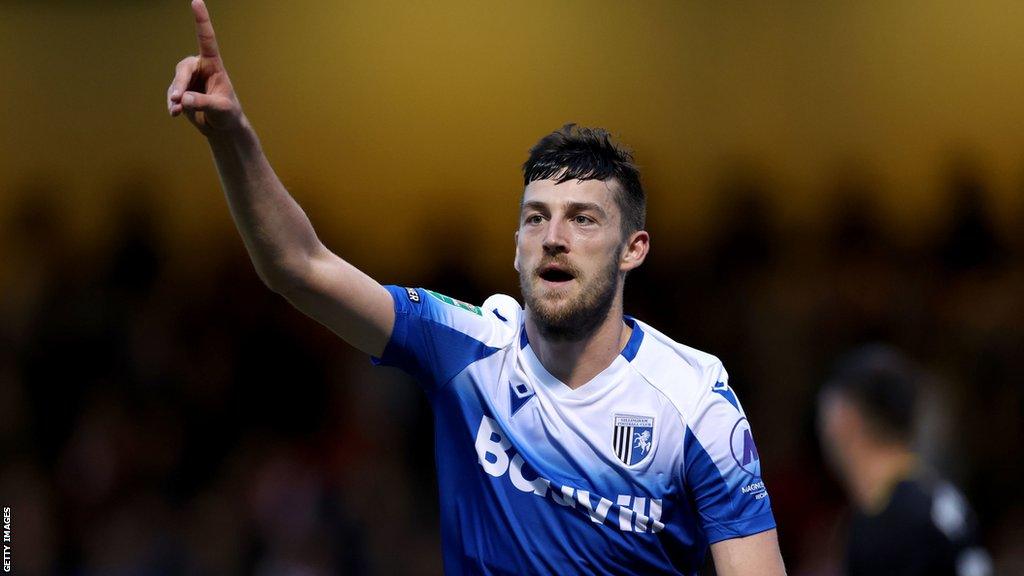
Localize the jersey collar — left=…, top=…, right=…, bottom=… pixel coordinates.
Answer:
left=519, top=316, right=645, bottom=403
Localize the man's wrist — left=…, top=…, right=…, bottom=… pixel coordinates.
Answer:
left=206, top=115, right=260, bottom=155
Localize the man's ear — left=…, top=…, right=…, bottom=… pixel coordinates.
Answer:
left=513, top=230, right=520, bottom=272
left=620, top=230, right=650, bottom=272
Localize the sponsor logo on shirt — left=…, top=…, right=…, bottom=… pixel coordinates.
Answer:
left=729, top=417, right=762, bottom=480
left=741, top=481, right=768, bottom=500
left=712, top=380, right=740, bottom=411
left=475, top=415, right=664, bottom=533
left=509, top=380, right=535, bottom=416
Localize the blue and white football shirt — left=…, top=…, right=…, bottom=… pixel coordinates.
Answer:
left=373, top=286, right=776, bottom=575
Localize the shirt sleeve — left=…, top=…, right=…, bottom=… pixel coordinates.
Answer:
left=371, top=286, right=509, bottom=394
left=682, top=363, right=776, bottom=544
left=929, top=481, right=994, bottom=576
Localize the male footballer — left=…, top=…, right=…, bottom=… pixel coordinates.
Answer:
left=167, top=2, right=786, bottom=574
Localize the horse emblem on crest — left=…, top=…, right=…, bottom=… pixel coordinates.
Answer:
left=613, top=414, right=655, bottom=466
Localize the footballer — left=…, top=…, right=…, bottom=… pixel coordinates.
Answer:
left=167, top=2, right=786, bottom=574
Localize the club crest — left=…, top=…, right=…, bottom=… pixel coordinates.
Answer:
left=613, top=414, right=655, bottom=466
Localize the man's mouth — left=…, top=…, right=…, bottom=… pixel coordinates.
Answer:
left=537, top=264, right=576, bottom=284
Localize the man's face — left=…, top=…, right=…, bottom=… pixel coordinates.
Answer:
left=818, top=391, right=858, bottom=479
left=515, top=177, right=637, bottom=341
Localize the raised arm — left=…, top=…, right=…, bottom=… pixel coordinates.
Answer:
left=167, top=0, right=393, bottom=357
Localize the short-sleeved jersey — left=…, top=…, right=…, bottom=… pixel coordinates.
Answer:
left=372, top=286, right=776, bottom=575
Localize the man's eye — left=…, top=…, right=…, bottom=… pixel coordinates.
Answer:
left=526, top=214, right=544, bottom=225
left=573, top=215, right=594, bottom=225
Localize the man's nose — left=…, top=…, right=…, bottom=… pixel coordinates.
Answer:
left=542, top=218, right=570, bottom=255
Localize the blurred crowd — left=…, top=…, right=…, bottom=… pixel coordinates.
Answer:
left=2, top=154, right=1023, bottom=575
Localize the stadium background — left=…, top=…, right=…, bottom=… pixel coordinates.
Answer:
left=2, top=0, right=1023, bottom=573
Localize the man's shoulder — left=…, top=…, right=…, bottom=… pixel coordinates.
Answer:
left=387, top=286, right=521, bottom=349
left=629, top=317, right=728, bottom=416
left=865, top=472, right=978, bottom=543
left=910, top=473, right=981, bottom=545
left=631, top=317, right=726, bottom=380
left=480, top=293, right=524, bottom=329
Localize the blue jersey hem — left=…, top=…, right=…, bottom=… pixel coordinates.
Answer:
left=703, top=511, right=777, bottom=544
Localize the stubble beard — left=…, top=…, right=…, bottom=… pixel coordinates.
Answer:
left=520, top=249, right=622, bottom=342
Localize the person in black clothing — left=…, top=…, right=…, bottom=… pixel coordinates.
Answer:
left=817, top=345, right=993, bottom=576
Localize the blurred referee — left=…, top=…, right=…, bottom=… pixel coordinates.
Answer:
left=818, top=345, right=993, bottom=576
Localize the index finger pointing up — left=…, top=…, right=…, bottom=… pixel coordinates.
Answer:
left=192, top=0, right=221, bottom=60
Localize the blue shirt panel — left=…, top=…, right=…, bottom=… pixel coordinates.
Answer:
left=683, top=428, right=776, bottom=544
left=372, top=285, right=501, bottom=394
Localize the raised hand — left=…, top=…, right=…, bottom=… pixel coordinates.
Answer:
left=167, top=0, right=245, bottom=136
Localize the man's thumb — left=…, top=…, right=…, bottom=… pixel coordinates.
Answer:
left=181, top=91, right=230, bottom=113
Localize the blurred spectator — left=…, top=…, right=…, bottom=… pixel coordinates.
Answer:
left=935, top=152, right=1005, bottom=275
left=817, top=345, right=993, bottom=576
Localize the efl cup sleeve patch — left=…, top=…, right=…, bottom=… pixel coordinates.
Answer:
left=424, top=289, right=483, bottom=316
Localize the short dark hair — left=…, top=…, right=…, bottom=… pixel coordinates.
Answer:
left=522, top=123, right=646, bottom=237
left=821, top=344, right=921, bottom=444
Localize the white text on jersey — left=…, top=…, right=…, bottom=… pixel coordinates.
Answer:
left=475, top=416, right=664, bottom=533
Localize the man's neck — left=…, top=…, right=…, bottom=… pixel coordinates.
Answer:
left=846, top=442, right=917, bottom=513
left=525, top=304, right=632, bottom=390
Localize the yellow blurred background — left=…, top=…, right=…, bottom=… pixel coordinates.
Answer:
left=3, top=1, right=1024, bottom=574
left=3, top=0, right=1024, bottom=278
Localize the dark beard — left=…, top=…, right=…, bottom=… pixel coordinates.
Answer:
left=520, top=250, right=621, bottom=342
